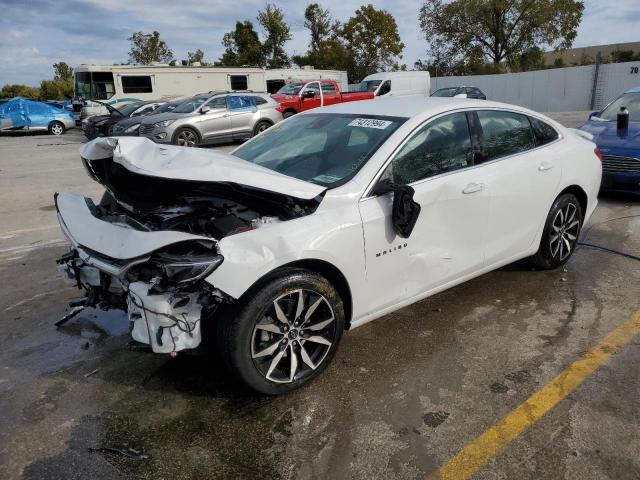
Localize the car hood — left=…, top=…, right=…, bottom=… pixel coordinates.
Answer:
left=270, top=93, right=298, bottom=103
left=80, top=137, right=326, bottom=200
left=579, top=119, right=640, bottom=157
left=86, top=114, right=111, bottom=125
left=139, top=111, right=190, bottom=125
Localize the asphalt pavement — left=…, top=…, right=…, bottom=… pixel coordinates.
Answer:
left=1, top=112, right=639, bottom=480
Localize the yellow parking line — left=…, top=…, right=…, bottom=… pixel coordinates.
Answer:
left=427, top=308, right=640, bottom=480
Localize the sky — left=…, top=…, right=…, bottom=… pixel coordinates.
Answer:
left=1, top=0, right=639, bottom=86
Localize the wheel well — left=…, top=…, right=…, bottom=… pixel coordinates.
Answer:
left=283, top=109, right=297, bottom=116
left=241, top=259, right=353, bottom=329
left=558, top=185, right=588, bottom=215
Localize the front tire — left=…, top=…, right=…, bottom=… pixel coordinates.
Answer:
left=172, top=127, right=200, bottom=147
left=529, top=193, right=583, bottom=270
left=49, top=121, right=65, bottom=136
left=217, top=268, right=345, bottom=395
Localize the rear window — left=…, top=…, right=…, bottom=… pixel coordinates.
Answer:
left=229, top=75, right=248, bottom=90
left=254, top=96, right=268, bottom=105
left=529, top=117, right=559, bottom=146
left=121, top=76, right=152, bottom=93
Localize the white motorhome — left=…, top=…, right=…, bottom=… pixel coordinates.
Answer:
left=354, top=71, right=431, bottom=98
left=73, top=64, right=267, bottom=119
left=73, top=64, right=351, bottom=120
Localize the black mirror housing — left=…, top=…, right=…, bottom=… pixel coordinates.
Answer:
left=391, top=185, right=421, bottom=238
left=371, top=178, right=395, bottom=196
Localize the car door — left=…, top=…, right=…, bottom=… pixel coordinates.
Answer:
left=471, top=110, right=562, bottom=265
left=228, top=95, right=258, bottom=139
left=320, top=82, right=341, bottom=106
left=196, top=96, right=232, bottom=142
left=300, top=82, right=322, bottom=110
left=26, top=102, right=52, bottom=130
left=359, top=111, right=490, bottom=315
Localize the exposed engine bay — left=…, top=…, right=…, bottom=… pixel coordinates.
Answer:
left=55, top=137, right=324, bottom=354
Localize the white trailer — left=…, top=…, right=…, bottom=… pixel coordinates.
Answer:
left=264, top=67, right=349, bottom=93
left=73, top=64, right=267, bottom=119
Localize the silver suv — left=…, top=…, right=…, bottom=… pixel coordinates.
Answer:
left=138, top=92, right=282, bottom=147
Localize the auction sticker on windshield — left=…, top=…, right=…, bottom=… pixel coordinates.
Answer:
left=348, top=118, right=392, bottom=129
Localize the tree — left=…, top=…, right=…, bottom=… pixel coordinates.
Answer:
left=611, top=49, right=640, bottom=63
left=217, top=21, right=265, bottom=66
left=341, top=5, right=405, bottom=82
left=0, top=84, right=40, bottom=99
left=292, top=4, right=348, bottom=71
left=53, top=62, right=73, bottom=82
left=258, top=4, right=292, bottom=68
left=518, top=46, right=545, bottom=71
left=187, top=49, right=205, bottom=64
left=128, top=31, right=173, bottom=64
left=419, top=0, right=584, bottom=72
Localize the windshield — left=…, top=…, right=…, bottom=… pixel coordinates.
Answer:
left=354, top=80, right=382, bottom=92
left=276, top=84, right=304, bottom=95
left=431, top=88, right=459, bottom=97
left=115, top=103, right=143, bottom=117
left=74, top=72, right=115, bottom=100
left=173, top=97, right=207, bottom=113
left=598, top=93, right=640, bottom=121
left=153, top=102, right=179, bottom=114
left=233, top=113, right=405, bottom=187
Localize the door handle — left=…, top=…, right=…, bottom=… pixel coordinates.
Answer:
left=538, top=161, right=554, bottom=171
left=462, top=182, right=484, bottom=194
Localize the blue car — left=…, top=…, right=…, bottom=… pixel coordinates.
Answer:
left=0, top=97, right=76, bottom=135
left=579, top=87, right=640, bottom=195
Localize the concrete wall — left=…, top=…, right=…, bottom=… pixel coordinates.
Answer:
left=431, top=60, right=640, bottom=112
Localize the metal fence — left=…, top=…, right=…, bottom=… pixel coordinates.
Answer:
left=431, top=60, right=640, bottom=112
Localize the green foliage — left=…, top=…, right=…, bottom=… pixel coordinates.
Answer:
left=53, top=62, right=73, bottom=81
left=0, top=84, right=40, bottom=99
left=128, top=31, right=174, bottom=64
left=419, top=0, right=584, bottom=74
left=553, top=57, right=565, bottom=68
left=258, top=4, right=292, bottom=68
left=39, top=62, right=74, bottom=99
left=611, top=49, right=640, bottom=63
left=187, top=49, right=205, bottom=64
left=341, top=5, right=405, bottom=82
left=217, top=21, right=265, bottom=67
left=518, top=46, right=545, bottom=71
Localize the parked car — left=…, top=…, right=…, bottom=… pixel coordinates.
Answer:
left=354, top=71, right=431, bottom=98
left=111, top=98, right=188, bottom=136
left=271, top=80, right=374, bottom=118
left=138, top=92, right=282, bottom=147
left=579, top=86, right=640, bottom=195
left=431, top=86, right=487, bottom=100
left=82, top=100, right=165, bottom=140
left=56, top=97, right=601, bottom=394
left=0, top=97, right=75, bottom=135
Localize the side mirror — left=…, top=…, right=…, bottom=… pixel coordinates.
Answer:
left=200, top=105, right=211, bottom=114
left=302, top=90, right=316, bottom=99
left=371, top=177, right=395, bottom=196
left=391, top=185, right=421, bottom=238
left=588, top=111, right=600, bottom=120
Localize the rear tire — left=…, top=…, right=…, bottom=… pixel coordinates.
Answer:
left=172, top=127, right=200, bottom=147
left=528, top=193, right=583, bottom=270
left=253, top=120, right=272, bottom=136
left=283, top=111, right=296, bottom=119
left=216, top=268, right=345, bottom=395
left=49, top=121, right=65, bottom=136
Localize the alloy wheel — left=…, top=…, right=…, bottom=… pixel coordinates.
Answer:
left=549, top=202, right=580, bottom=261
left=251, top=289, right=336, bottom=384
left=257, top=123, right=269, bottom=133
left=177, top=130, right=197, bottom=147
left=51, top=123, right=63, bottom=135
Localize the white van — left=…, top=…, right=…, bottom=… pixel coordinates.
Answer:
left=355, top=71, right=430, bottom=98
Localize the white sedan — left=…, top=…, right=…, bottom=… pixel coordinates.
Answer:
left=55, top=97, right=602, bottom=394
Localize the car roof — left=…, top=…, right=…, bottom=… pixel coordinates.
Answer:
left=624, top=86, right=640, bottom=93
left=306, top=96, right=507, bottom=119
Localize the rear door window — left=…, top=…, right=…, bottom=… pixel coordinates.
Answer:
left=321, top=83, right=336, bottom=94
left=476, top=110, right=536, bottom=161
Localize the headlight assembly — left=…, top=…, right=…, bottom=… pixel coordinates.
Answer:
left=153, top=251, right=223, bottom=284
left=153, top=119, right=175, bottom=128
left=125, top=123, right=140, bottom=133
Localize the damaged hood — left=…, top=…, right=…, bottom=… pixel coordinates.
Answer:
left=80, top=137, right=326, bottom=201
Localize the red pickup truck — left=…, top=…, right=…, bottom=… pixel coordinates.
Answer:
left=271, top=80, right=374, bottom=118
